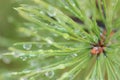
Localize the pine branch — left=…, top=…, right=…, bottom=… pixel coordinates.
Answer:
left=1, top=0, right=120, bottom=80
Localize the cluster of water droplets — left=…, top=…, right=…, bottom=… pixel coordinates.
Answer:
left=19, top=56, right=28, bottom=61
left=13, top=50, right=36, bottom=61
left=16, top=46, right=35, bottom=60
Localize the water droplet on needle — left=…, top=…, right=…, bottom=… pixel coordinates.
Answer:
left=45, top=70, right=54, bottom=78
left=23, top=44, right=32, bottom=50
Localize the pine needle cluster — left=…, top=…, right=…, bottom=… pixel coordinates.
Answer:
left=1, top=0, right=120, bottom=80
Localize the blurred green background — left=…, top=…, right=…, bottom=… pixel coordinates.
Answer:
left=0, top=0, right=18, bottom=51
left=0, top=0, right=32, bottom=52
left=0, top=1, right=27, bottom=79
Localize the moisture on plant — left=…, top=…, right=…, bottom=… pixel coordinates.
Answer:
left=0, top=0, right=120, bottom=80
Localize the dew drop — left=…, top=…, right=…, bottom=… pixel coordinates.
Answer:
left=58, top=64, right=65, bottom=69
left=20, top=77, right=28, bottom=80
left=47, top=11, right=56, bottom=17
left=45, top=70, right=54, bottom=78
left=93, top=36, right=98, bottom=43
left=36, top=67, right=42, bottom=73
left=2, top=57, right=11, bottom=64
left=13, top=51, right=25, bottom=58
left=54, top=33, right=59, bottom=37
left=23, top=44, right=32, bottom=50
left=39, top=11, right=44, bottom=14
left=30, top=60, right=37, bottom=66
left=56, top=18, right=62, bottom=23
left=86, top=10, right=92, bottom=17
left=28, top=54, right=36, bottom=58
left=53, top=25, right=66, bottom=32
left=32, top=36, right=41, bottom=41
left=71, top=53, right=78, bottom=58
left=63, top=33, right=70, bottom=40
left=45, top=37, right=54, bottom=44
left=36, top=44, right=43, bottom=49
left=47, top=6, right=56, bottom=17
left=11, top=72, right=18, bottom=75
